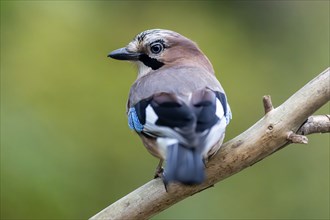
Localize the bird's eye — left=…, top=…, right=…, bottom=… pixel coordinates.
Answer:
left=150, top=43, right=163, bottom=54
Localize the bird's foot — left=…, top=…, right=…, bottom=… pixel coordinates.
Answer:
left=154, top=159, right=164, bottom=179
left=154, top=166, right=164, bottom=179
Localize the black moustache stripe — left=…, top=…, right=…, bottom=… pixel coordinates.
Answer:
left=139, top=54, right=164, bottom=70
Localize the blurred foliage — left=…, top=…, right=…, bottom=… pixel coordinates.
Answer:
left=1, top=1, right=329, bottom=219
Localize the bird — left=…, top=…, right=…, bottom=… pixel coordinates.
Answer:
left=108, top=29, right=231, bottom=186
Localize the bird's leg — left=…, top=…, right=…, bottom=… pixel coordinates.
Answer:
left=154, top=159, right=164, bottom=178
left=153, top=159, right=169, bottom=192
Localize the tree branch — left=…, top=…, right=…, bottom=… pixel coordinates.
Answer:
left=298, top=115, right=330, bottom=135
left=90, top=67, right=330, bottom=220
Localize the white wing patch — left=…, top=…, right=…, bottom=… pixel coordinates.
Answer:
left=215, top=99, right=224, bottom=119
left=145, top=105, right=158, bottom=124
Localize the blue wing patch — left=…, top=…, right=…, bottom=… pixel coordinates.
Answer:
left=128, top=107, right=144, bottom=132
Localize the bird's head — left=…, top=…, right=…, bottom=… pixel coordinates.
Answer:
left=108, top=29, right=214, bottom=77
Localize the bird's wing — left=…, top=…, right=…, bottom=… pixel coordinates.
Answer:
left=127, top=66, right=231, bottom=156
left=128, top=89, right=231, bottom=150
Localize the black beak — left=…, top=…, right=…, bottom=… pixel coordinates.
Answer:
left=107, top=47, right=141, bottom=61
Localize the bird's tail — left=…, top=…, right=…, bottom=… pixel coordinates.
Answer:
left=164, top=143, right=205, bottom=185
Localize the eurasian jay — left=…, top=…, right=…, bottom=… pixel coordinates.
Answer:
left=108, top=29, right=231, bottom=186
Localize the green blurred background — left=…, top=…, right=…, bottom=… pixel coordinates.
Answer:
left=1, top=1, right=329, bottom=219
